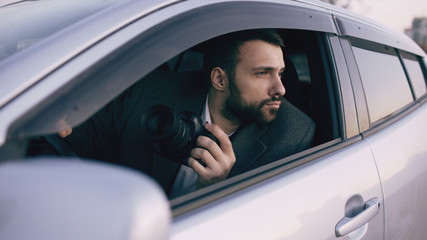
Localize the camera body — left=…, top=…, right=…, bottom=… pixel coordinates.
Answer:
left=141, top=104, right=218, bottom=164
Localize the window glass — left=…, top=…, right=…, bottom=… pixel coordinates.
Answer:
left=288, top=54, right=311, bottom=84
left=352, top=46, right=413, bottom=123
left=401, top=53, right=427, bottom=99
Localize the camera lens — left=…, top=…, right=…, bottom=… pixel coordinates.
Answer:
left=141, top=105, right=217, bottom=163
left=141, top=105, right=195, bottom=159
left=144, top=106, right=174, bottom=137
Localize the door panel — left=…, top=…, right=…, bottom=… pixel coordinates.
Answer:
left=171, top=140, right=383, bottom=239
left=364, top=104, right=427, bottom=239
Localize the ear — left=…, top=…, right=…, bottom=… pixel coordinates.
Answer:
left=210, top=67, right=228, bottom=91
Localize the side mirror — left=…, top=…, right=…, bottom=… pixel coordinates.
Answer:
left=0, top=158, right=171, bottom=240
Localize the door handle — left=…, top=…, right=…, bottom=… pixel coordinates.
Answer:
left=335, top=198, right=381, bottom=237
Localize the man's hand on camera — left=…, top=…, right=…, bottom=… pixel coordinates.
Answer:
left=187, top=123, right=236, bottom=189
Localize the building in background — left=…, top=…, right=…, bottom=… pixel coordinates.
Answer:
left=405, top=17, right=427, bottom=52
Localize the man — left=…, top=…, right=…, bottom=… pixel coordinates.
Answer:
left=63, top=29, right=315, bottom=198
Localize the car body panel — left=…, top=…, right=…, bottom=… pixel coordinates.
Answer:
left=363, top=103, right=427, bottom=239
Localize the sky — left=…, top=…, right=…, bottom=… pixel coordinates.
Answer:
left=347, top=0, right=427, bottom=33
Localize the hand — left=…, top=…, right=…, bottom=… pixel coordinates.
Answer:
left=56, top=116, right=72, bottom=138
left=187, top=123, right=236, bottom=189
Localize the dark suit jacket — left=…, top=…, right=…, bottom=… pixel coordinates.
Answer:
left=65, top=70, right=315, bottom=195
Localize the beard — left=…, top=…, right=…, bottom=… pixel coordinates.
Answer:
left=222, top=77, right=284, bottom=125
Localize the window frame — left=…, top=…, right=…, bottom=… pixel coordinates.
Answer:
left=398, top=50, right=427, bottom=100
left=170, top=31, right=347, bottom=215
left=343, top=37, right=424, bottom=135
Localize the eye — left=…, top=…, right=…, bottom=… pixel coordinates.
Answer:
left=256, top=71, right=268, bottom=76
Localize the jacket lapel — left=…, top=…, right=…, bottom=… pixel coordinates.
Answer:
left=152, top=154, right=180, bottom=194
left=228, top=123, right=268, bottom=177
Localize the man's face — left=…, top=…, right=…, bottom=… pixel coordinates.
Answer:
left=222, top=40, right=286, bottom=125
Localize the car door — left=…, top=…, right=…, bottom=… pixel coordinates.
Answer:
left=346, top=38, right=427, bottom=239
left=168, top=30, right=383, bottom=240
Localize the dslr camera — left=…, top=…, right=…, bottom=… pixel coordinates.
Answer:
left=141, top=104, right=218, bottom=164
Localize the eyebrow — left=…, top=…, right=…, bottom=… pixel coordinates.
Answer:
left=252, top=66, right=285, bottom=72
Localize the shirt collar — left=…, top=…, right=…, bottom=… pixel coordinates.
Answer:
left=201, top=94, right=211, bottom=124
left=202, top=94, right=235, bottom=137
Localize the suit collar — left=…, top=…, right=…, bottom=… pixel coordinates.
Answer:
left=228, top=123, right=268, bottom=177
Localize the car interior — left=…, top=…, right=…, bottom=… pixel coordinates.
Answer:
left=155, top=29, right=340, bottom=146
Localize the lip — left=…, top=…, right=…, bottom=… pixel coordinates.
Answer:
left=265, top=101, right=282, bottom=109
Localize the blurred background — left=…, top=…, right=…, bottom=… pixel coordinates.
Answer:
left=320, top=0, right=427, bottom=52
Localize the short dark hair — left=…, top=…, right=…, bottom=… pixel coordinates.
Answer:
left=203, top=29, right=285, bottom=81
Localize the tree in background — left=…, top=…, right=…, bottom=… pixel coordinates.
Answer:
left=319, top=0, right=376, bottom=10
left=319, top=0, right=353, bottom=9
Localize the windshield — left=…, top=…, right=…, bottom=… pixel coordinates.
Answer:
left=0, top=0, right=123, bottom=61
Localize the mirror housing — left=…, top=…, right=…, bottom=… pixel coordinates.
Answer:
left=0, top=158, right=171, bottom=240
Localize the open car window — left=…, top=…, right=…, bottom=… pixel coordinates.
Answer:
left=18, top=28, right=342, bottom=205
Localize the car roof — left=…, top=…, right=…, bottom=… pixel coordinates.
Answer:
left=0, top=0, right=125, bottom=61
left=0, top=0, right=424, bottom=109
left=0, top=0, right=176, bottom=108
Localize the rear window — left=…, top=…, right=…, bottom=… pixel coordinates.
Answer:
left=400, top=51, right=427, bottom=99
left=352, top=45, right=413, bottom=123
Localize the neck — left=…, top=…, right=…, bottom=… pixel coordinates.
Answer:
left=208, top=92, right=240, bottom=135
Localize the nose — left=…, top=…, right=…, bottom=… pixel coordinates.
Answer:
left=269, top=74, right=286, bottom=97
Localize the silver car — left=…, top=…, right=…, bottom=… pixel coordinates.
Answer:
left=1, top=0, right=427, bottom=239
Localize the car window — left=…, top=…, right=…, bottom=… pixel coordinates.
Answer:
left=19, top=28, right=341, bottom=202
left=288, top=54, right=311, bottom=84
left=400, top=51, right=427, bottom=99
left=351, top=44, right=414, bottom=123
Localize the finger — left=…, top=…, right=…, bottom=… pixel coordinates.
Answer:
left=204, top=123, right=234, bottom=156
left=196, top=135, right=222, bottom=158
left=196, top=132, right=235, bottom=169
left=190, top=147, right=216, bottom=167
left=58, top=128, right=72, bottom=138
left=56, top=117, right=72, bottom=138
left=187, top=156, right=209, bottom=176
